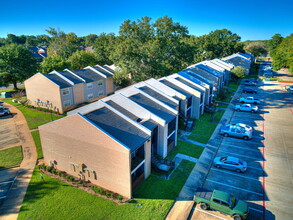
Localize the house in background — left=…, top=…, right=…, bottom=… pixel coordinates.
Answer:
left=25, top=65, right=114, bottom=114
left=28, top=46, right=48, bottom=60
left=40, top=101, right=151, bottom=198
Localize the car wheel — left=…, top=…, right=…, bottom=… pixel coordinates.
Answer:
left=235, top=169, right=241, bottom=173
left=233, top=214, right=242, bottom=220
left=200, top=203, right=209, bottom=210
left=243, top=136, right=248, bottom=140
left=223, top=133, right=229, bottom=137
left=215, top=164, right=221, bottom=169
left=4, top=113, right=8, bottom=116
left=251, top=110, right=255, bottom=113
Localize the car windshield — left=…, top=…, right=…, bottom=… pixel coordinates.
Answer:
left=220, top=157, right=227, bottom=162
left=238, top=160, right=244, bottom=165
left=229, top=195, right=236, bottom=208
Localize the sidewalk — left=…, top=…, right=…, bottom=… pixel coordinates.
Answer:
left=166, top=83, right=243, bottom=219
left=0, top=102, right=37, bottom=220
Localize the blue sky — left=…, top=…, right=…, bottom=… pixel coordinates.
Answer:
left=1, top=0, right=292, bottom=41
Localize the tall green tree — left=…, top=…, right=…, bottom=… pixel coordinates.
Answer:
left=244, top=42, right=268, bottom=57
left=93, top=33, right=116, bottom=65
left=46, top=27, right=81, bottom=58
left=40, top=55, right=69, bottom=74
left=231, top=66, right=246, bottom=82
left=0, top=44, right=37, bottom=89
left=85, top=34, right=98, bottom=47
left=268, top=34, right=283, bottom=58
left=271, top=34, right=293, bottom=73
left=67, top=50, right=97, bottom=70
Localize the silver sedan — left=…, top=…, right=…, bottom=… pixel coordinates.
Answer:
left=213, top=156, right=247, bottom=173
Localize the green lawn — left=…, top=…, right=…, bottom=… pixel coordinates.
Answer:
left=189, top=110, right=225, bottom=144
left=228, top=81, right=239, bottom=90
left=2, top=98, right=64, bottom=129
left=0, top=146, right=23, bottom=169
left=31, top=130, right=43, bottom=159
left=18, top=160, right=195, bottom=220
left=166, top=140, right=204, bottom=160
left=0, top=86, right=25, bottom=93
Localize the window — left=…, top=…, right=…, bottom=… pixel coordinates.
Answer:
left=98, top=80, right=103, bottom=86
left=87, top=83, right=93, bottom=89
left=98, top=91, right=104, bottom=96
left=221, top=201, right=230, bottom=207
left=62, top=88, right=70, bottom=96
left=87, top=93, right=94, bottom=99
left=63, top=100, right=71, bottom=107
left=213, top=199, right=221, bottom=204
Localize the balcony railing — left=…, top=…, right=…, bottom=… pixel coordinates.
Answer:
left=131, top=156, right=144, bottom=171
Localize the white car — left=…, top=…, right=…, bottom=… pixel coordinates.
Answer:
left=234, top=104, right=258, bottom=113
left=240, top=97, right=260, bottom=104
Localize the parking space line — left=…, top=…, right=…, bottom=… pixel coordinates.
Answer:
left=221, top=143, right=261, bottom=153
left=0, top=180, right=14, bottom=185
left=218, top=150, right=262, bottom=161
left=210, top=168, right=262, bottom=182
left=205, top=179, right=263, bottom=196
left=249, top=207, right=263, bottom=213
left=194, top=208, right=227, bottom=220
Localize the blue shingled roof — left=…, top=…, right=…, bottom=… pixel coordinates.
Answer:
left=174, top=77, right=204, bottom=94
left=45, top=74, right=72, bottom=88
left=159, top=79, right=192, bottom=98
left=184, top=70, right=214, bottom=87
left=188, top=67, right=218, bottom=85
left=128, top=93, right=176, bottom=123
left=197, top=64, right=223, bottom=77
left=139, top=86, right=177, bottom=110
left=84, top=107, right=150, bottom=151
left=72, top=69, right=104, bottom=83
left=56, top=71, right=84, bottom=84
left=92, top=66, right=113, bottom=77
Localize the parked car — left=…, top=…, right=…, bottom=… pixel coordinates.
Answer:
left=244, top=78, right=257, bottom=83
left=240, top=97, right=260, bottom=104
left=194, top=188, right=249, bottom=220
left=213, top=156, right=247, bottom=173
left=286, top=85, right=293, bottom=94
left=234, top=104, right=258, bottom=113
left=0, top=109, right=11, bottom=117
left=228, top=123, right=253, bottom=132
left=244, top=81, right=256, bottom=86
left=263, top=72, right=273, bottom=78
left=220, top=124, right=252, bottom=140
left=243, top=88, right=257, bottom=94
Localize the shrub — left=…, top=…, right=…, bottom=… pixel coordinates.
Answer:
left=82, top=182, right=87, bottom=187
left=117, top=195, right=123, bottom=201
left=105, top=192, right=111, bottom=197
left=46, top=166, right=53, bottom=173
left=61, top=173, right=65, bottom=177
left=58, top=171, right=62, bottom=177
left=70, top=176, right=75, bottom=182
left=77, top=181, right=82, bottom=185
left=52, top=169, right=57, bottom=175
left=66, top=175, right=71, bottom=181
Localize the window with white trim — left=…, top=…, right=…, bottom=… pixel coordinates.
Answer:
left=62, top=88, right=70, bottom=96
left=98, top=91, right=104, bottom=96
left=87, top=93, right=94, bottom=99
left=98, top=80, right=103, bottom=86
left=63, top=100, right=71, bottom=107
left=87, top=83, right=93, bottom=89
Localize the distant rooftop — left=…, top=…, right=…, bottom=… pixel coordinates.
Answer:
left=159, top=79, right=192, bottom=99
left=84, top=107, right=150, bottom=151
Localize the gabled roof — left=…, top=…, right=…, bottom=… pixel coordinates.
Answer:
left=128, top=93, right=176, bottom=123
left=84, top=106, right=150, bottom=151
left=174, top=77, right=204, bottom=94
left=239, top=52, right=254, bottom=60
left=159, top=79, right=192, bottom=98
left=92, top=66, right=113, bottom=77
left=56, top=70, right=84, bottom=84
left=225, top=56, right=250, bottom=73
left=45, top=73, right=72, bottom=88
left=196, top=64, right=223, bottom=77
left=72, top=68, right=104, bottom=83
left=102, top=65, right=115, bottom=74
left=186, top=66, right=218, bottom=85
left=177, top=71, right=208, bottom=87
left=183, top=70, right=214, bottom=87
left=138, top=86, right=178, bottom=110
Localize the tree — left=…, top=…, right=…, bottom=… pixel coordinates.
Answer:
left=93, top=33, right=116, bottom=65
left=85, top=34, right=98, bottom=47
left=40, top=55, right=69, bottom=74
left=67, top=50, right=97, bottom=70
left=244, top=42, right=268, bottom=57
left=231, top=66, right=246, bottom=82
left=0, top=44, right=37, bottom=89
left=271, top=34, right=293, bottom=74
left=46, top=27, right=81, bottom=58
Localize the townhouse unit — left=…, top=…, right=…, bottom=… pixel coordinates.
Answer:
left=223, top=53, right=251, bottom=75
left=158, top=77, right=203, bottom=119
left=200, top=61, right=230, bottom=86
left=210, top=59, right=234, bottom=72
left=25, top=65, right=114, bottom=113
left=177, top=71, right=213, bottom=106
left=40, top=101, right=151, bottom=198
left=196, top=63, right=226, bottom=88
left=116, top=87, right=178, bottom=158
left=238, top=52, right=254, bottom=63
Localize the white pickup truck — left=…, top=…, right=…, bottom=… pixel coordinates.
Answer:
left=239, top=97, right=260, bottom=104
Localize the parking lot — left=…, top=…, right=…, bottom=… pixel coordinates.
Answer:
left=201, top=79, right=293, bottom=219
